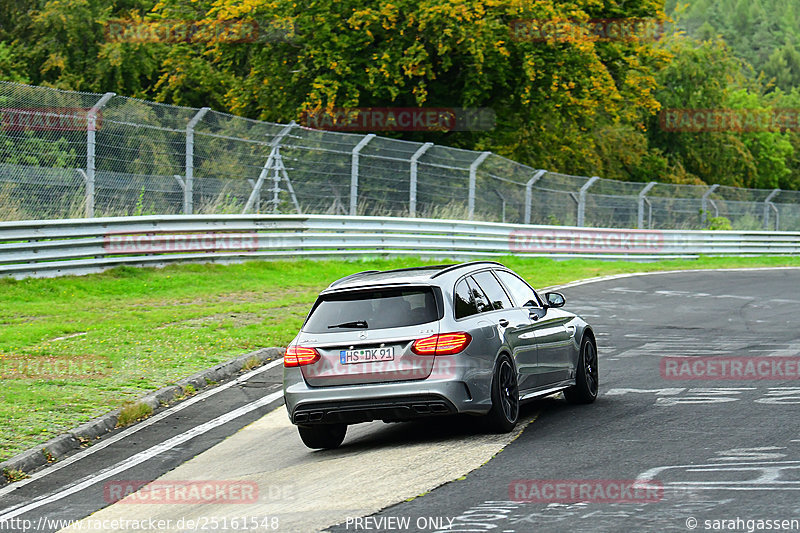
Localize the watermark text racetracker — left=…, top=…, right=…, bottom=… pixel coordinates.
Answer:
left=0, top=107, right=100, bottom=132
left=509, top=479, right=663, bottom=504
left=662, top=357, right=800, bottom=381
left=0, top=354, right=111, bottom=380
left=510, top=17, right=665, bottom=42
left=104, top=480, right=260, bottom=504
left=103, top=232, right=259, bottom=254
left=0, top=516, right=280, bottom=531
left=301, top=353, right=460, bottom=382
left=104, top=18, right=293, bottom=44
left=299, top=107, right=495, bottom=132
left=509, top=228, right=664, bottom=254
left=660, top=108, right=800, bottom=133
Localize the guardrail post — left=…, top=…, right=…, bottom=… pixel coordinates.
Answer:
left=524, top=169, right=547, bottom=224
left=185, top=107, right=210, bottom=215
left=701, top=184, right=720, bottom=226
left=577, top=176, right=599, bottom=227
left=763, top=188, right=780, bottom=230
left=409, top=142, right=433, bottom=218
left=638, top=182, right=657, bottom=229
left=350, top=134, right=375, bottom=216
left=86, top=92, right=115, bottom=218
left=468, top=151, right=491, bottom=220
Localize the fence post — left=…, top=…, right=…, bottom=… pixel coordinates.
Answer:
left=524, top=169, right=547, bottom=224
left=468, top=151, right=491, bottom=220
left=409, top=142, right=433, bottom=218
left=185, top=107, right=210, bottom=215
left=85, top=92, right=115, bottom=218
left=701, top=184, right=720, bottom=226
left=763, top=188, right=780, bottom=230
left=577, top=176, right=599, bottom=227
left=770, top=204, right=780, bottom=231
left=350, top=134, right=375, bottom=216
left=637, top=182, right=657, bottom=229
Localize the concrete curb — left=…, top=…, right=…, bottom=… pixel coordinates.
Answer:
left=0, top=346, right=284, bottom=483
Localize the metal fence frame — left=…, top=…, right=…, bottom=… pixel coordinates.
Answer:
left=3, top=81, right=800, bottom=230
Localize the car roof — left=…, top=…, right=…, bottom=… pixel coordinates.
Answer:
left=323, top=261, right=507, bottom=292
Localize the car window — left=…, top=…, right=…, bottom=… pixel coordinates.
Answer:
left=303, top=287, right=440, bottom=333
left=454, top=279, right=478, bottom=319
left=472, top=271, right=512, bottom=310
left=466, top=276, right=493, bottom=314
left=494, top=270, right=541, bottom=308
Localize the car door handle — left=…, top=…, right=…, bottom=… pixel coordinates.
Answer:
left=566, top=325, right=576, bottom=337
left=529, top=310, right=540, bottom=321
left=498, top=318, right=509, bottom=327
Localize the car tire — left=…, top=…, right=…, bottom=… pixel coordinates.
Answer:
left=564, top=336, right=598, bottom=404
left=297, top=424, right=347, bottom=449
left=486, top=355, right=519, bottom=433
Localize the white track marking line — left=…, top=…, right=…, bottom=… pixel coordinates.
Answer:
left=546, top=266, right=800, bottom=291
left=0, top=390, right=284, bottom=520
left=0, top=358, right=283, bottom=498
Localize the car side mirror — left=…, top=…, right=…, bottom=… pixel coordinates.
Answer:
left=544, top=292, right=566, bottom=308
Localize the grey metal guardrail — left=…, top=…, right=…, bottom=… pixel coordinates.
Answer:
left=1, top=215, right=799, bottom=278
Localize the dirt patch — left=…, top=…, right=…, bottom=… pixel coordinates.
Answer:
left=49, top=332, right=88, bottom=342
left=209, top=288, right=319, bottom=304
left=129, top=288, right=318, bottom=309
left=0, top=315, right=49, bottom=326
left=159, top=301, right=310, bottom=329
left=170, top=312, right=265, bottom=328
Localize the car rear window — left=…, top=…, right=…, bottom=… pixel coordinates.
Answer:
left=303, top=287, right=441, bottom=333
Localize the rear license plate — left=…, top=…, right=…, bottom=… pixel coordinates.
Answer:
left=340, top=347, right=395, bottom=364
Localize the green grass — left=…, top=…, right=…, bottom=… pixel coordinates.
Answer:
left=116, top=401, right=153, bottom=428
left=1, top=255, right=799, bottom=462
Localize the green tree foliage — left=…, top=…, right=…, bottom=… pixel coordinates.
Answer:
left=667, top=0, right=800, bottom=90
left=2, top=0, right=165, bottom=96
left=0, top=42, right=28, bottom=83
left=148, top=0, right=670, bottom=179
left=763, top=43, right=800, bottom=93
left=0, top=0, right=799, bottom=191
left=0, top=132, right=77, bottom=167
left=648, top=34, right=800, bottom=189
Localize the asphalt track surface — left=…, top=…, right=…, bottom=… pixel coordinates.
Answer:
left=1, top=268, right=799, bottom=532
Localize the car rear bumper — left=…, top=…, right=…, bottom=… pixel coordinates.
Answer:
left=284, top=364, right=491, bottom=425
left=291, top=394, right=458, bottom=425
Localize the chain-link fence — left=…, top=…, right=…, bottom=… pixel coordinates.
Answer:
left=2, top=80, right=800, bottom=230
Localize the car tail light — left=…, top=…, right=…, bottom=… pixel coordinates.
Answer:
left=284, top=346, right=320, bottom=367
left=411, top=332, right=472, bottom=356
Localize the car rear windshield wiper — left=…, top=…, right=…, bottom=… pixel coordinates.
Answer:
left=328, top=320, right=369, bottom=329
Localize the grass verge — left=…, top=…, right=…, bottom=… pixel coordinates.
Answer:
left=1, top=255, right=799, bottom=461
left=116, top=402, right=153, bottom=428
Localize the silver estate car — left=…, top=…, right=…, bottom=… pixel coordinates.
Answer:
left=283, top=261, right=598, bottom=449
